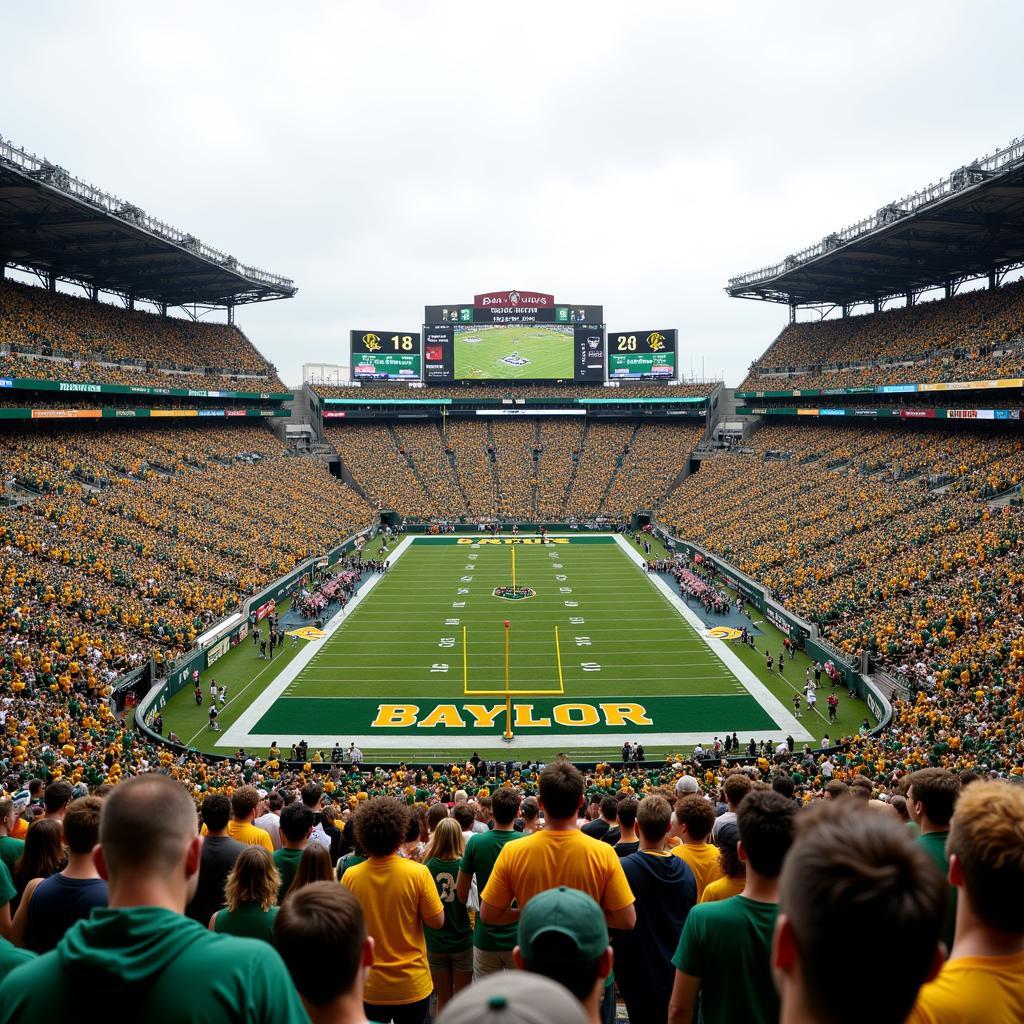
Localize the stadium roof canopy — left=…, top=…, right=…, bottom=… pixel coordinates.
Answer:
left=727, top=135, right=1024, bottom=307
left=0, top=134, right=296, bottom=309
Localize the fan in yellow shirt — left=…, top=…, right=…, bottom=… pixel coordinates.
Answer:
left=671, top=795, right=723, bottom=900
left=699, top=821, right=745, bottom=903
left=909, top=782, right=1024, bottom=1024
left=199, top=787, right=273, bottom=852
left=340, top=797, right=443, bottom=1018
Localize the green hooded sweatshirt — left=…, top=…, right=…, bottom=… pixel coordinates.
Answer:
left=0, top=906, right=308, bottom=1024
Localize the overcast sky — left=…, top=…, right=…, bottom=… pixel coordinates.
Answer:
left=4, top=1, right=1023, bottom=387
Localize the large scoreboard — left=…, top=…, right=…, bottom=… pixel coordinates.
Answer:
left=424, top=289, right=605, bottom=383
left=350, top=330, right=422, bottom=381
left=607, top=329, right=677, bottom=380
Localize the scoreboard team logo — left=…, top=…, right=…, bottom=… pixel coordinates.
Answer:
left=647, top=332, right=667, bottom=351
left=361, top=333, right=382, bottom=351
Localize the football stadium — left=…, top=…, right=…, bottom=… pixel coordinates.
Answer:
left=2, top=7, right=1024, bottom=1023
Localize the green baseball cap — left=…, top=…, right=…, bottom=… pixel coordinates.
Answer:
left=517, top=887, right=609, bottom=963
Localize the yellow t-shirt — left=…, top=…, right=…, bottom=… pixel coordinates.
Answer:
left=909, top=952, right=1024, bottom=1024
left=204, top=820, right=274, bottom=851
left=671, top=842, right=723, bottom=901
left=341, top=855, right=443, bottom=1006
left=481, top=828, right=634, bottom=913
left=699, top=873, right=745, bottom=903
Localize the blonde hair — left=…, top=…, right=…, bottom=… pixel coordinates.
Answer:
left=225, top=846, right=280, bottom=913
left=423, top=817, right=465, bottom=863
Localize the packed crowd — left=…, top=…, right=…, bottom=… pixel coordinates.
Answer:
left=0, top=756, right=1018, bottom=1023
left=1, top=421, right=372, bottom=718
left=740, top=278, right=1024, bottom=391
left=0, top=278, right=286, bottom=390
left=329, top=418, right=704, bottom=522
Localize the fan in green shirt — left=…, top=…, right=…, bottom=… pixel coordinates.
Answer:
left=0, top=775, right=305, bottom=1024
left=274, top=802, right=315, bottom=901
left=457, top=787, right=525, bottom=955
left=669, top=789, right=797, bottom=1024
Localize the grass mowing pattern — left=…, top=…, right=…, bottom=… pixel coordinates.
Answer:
left=455, top=325, right=574, bottom=379
left=249, top=537, right=777, bottom=748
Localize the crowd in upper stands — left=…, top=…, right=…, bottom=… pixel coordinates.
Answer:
left=328, top=419, right=704, bottom=522
left=0, top=279, right=286, bottom=391
left=740, top=277, right=1024, bottom=391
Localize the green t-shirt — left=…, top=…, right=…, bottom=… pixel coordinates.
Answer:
left=0, top=937, right=34, bottom=983
left=917, top=830, right=956, bottom=951
left=0, top=838, right=24, bottom=876
left=0, top=861, right=16, bottom=908
left=460, top=827, right=525, bottom=950
left=672, top=895, right=779, bottom=1024
left=213, top=903, right=280, bottom=945
left=424, top=857, right=472, bottom=954
left=338, top=852, right=367, bottom=878
left=273, top=847, right=304, bottom=902
left=0, top=905, right=305, bottom=1024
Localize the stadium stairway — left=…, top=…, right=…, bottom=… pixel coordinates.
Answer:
left=560, top=418, right=589, bottom=515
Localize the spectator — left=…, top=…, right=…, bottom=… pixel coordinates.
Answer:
left=209, top=846, right=281, bottom=944
left=288, top=844, right=335, bottom=895
left=223, top=786, right=274, bottom=851
left=906, top=768, right=961, bottom=952
left=670, top=794, right=722, bottom=900
left=274, top=802, right=314, bottom=901
left=186, top=795, right=244, bottom=925
left=699, top=822, right=745, bottom=903
left=611, top=797, right=639, bottom=858
left=910, top=781, right=1024, bottom=1023
left=457, top=785, right=523, bottom=978
left=580, top=796, right=617, bottom=841
left=11, top=819, right=64, bottom=916
left=0, top=774, right=306, bottom=1022
left=0, top=802, right=24, bottom=876
left=300, top=782, right=332, bottom=851
left=481, top=758, right=635, bottom=1024
left=14, top=797, right=106, bottom=953
left=253, top=791, right=284, bottom=850
left=513, top=887, right=612, bottom=1024
left=775, top=800, right=947, bottom=1024
left=668, top=789, right=797, bottom=1024
left=41, top=781, right=73, bottom=822
left=616, top=795, right=697, bottom=1024
left=437, top=970, right=588, bottom=1024
left=275, top=881, right=375, bottom=1024
left=0, top=936, right=33, bottom=984
left=340, top=797, right=444, bottom=1024
left=712, top=772, right=752, bottom=841
left=423, top=818, right=472, bottom=1013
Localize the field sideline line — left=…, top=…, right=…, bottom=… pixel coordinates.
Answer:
left=217, top=535, right=415, bottom=749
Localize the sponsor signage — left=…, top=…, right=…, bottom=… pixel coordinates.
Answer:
left=0, top=375, right=289, bottom=401
left=206, top=636, right=230, bottom=664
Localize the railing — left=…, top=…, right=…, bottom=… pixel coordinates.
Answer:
left=729, top=134, right=1024, bottom=289
left=0, top=134, right=295, bottom=292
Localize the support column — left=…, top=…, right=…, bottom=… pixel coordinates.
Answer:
left=227, top=303, right=235, bottom=326
left=788, top=302, right=796, bottom=325
left=90, top=285, right=99, bottom=302
left=160, top=302, right=168, bottom=317
left=128, top=294, right=135, bottom=311
left=48, top=273, right=57, bottom=292
left=944, top=280, right=953, bottom=300
left=873, top=298, right=880, bottom=313
left=905, top=290, right=914, bottom=308
left=989, top=268, right=997, bottom=290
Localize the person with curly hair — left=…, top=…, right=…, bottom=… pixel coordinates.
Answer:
left=340, top=797, right=444, bottom=1024
left=209, top=846, right=281, bottom=945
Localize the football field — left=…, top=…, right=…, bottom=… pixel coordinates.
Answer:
left=454, top=325, right=574, bottom=379
left=218, top=535, right=810, bottom=759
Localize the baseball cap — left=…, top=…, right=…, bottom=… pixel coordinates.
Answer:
left=438, top=970, right=587, bottom=1024
left=676, top=774, right=699, bottom=795
left=517, top=887, right=609, bottom=965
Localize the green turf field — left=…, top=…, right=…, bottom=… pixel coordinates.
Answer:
left=161, top=534, right=839, bottom=761
left=455, top=325, right=574, bottom=379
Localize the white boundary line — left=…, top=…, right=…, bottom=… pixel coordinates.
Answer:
left=220, top=533, right=812, bottom=749
left=217, top=535, right=414, bottom=749
left=611, top=535, right=812, bottom=742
